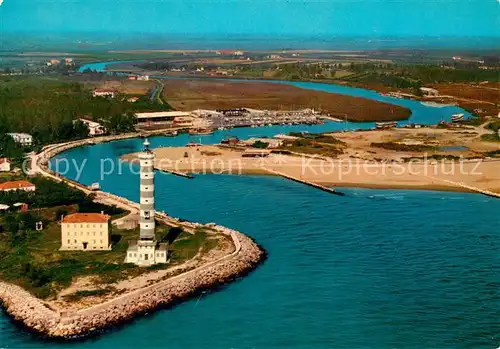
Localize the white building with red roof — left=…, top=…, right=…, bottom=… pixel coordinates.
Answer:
left=0, top=180, right=36, bottom=192
left=92, top=89, right=116, bottom=98
left=60, top=213, right=111, bottom=251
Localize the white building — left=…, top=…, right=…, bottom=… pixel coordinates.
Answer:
left=92, top=89, right=116, bottom=98
left=7, top=133, right=33, bottom=146
left=420, top=87, right=439, bottom=96
left=173, top=116, right=195, bottom=128
left=125, top=139, right=168, bottom=266
left=78, top=118, right=106, bottom=136
left=0, top=158, right=11, bottom=172
left=137, top=75, right=150, bottom=81
left=60, top=213, right=111, bottom=251
left=0, top=180, right=36, bottom=192
left=135, top=111, right=192, bottom=125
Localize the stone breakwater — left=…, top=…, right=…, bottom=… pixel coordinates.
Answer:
left=0, top=225, right=265, bottom=339
left=0, top=135, right=266, bottom=339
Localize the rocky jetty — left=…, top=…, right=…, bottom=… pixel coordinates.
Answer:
left=0, top=225, right=265, bottom=339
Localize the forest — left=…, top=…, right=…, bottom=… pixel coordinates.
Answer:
left=0, top=77, right=170, bottom=148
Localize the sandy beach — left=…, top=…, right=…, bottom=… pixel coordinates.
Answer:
left=122, top=144, right=500, bottom=196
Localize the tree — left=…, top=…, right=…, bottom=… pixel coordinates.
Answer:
left=2, top=213, right=19, bottom=234
left=55, top=207, right=69, bottom=221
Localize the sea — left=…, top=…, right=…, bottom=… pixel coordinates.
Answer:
left=1, top=67, right=499, bottom=349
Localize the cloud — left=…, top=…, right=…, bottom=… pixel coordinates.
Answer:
left=0, top=0, right=3, bottom=6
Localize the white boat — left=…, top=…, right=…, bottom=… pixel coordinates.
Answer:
left=189, top=128, right=214, bottom=135
left=375, top=121, right=398, bottom=129
left=451, top=113, right=464, bottom=122
left=88, top=183, right=100, bottom=191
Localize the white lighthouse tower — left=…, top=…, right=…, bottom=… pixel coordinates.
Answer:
left=125, top=139, right=168, bottom=266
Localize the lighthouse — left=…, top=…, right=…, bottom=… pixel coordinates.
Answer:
left=139, top=138, right=155, bottom=240
left=125, top=139, right=168, bottom=266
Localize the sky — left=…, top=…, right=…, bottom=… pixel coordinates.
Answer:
left=0, top=0, right=498, bottom=38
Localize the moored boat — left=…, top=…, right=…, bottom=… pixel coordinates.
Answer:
left=451, top=113, right=464, bottom=122
left=164, top=130, right=178, bottom=137
left=189, top=128, right=214, bottom=135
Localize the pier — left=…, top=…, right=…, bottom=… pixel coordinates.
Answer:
left=262, top=168, right=345, bottom=196
left=159, top=169, right=194, bottom=179
left=427, top=175, right=500, bottom=199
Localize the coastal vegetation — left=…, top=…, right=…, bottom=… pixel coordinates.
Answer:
left=279, top=138, right=345, bottom=158
left=162, top=79, right=411, bottom=122
left=370, top=142, right=438, bottom=152
left=289, top=132, right=347, bottom=146
left=0, top=77, right=169, bottom=147
left=0, top=176, right=226, bottom=299
left=0, top=207, right=215, bottom=299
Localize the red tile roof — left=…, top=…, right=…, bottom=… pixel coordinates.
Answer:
left=0, top=158, right=10, bottom=164
left=62, top=213, right=110, bottom=224
left=0, top=180, right=35, bottom=190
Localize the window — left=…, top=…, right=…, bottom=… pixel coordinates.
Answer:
left=74, top=239, right=77, bottom=243
left=134, top=253, right=137, bottom=257
left=68, top=239, right=70, bottom=244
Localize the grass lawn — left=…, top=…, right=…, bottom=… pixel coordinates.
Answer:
left=0, top=206, right=218, bottom=299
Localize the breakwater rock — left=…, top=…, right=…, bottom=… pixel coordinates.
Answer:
left=0, top=226, right=265, bottom=339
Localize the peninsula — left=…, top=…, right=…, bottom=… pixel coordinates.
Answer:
left=0, top=136, right=266, bottom=339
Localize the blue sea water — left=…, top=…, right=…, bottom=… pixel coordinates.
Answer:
left=1, top=69, right=498, bottom=349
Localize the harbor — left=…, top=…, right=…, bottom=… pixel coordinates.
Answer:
left=192, top=108, right=325, bottom=129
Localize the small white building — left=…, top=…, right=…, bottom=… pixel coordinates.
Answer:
left=0, top=158, right=11, bottom=172
left=92, top=89, right=116, bottom=98
left=125, top=240, right=169, bottom=266
left=173, top=116, right=195, bottom=128
left=7, top=133, right=33, bottom=146
left=420, top=87, right=439, bottom=96
left=60, top=213, right=111, bottom=251
left=78, top=118, right=106, bottom=136
left=0, top=180, right=36, bottom=192
left=137, top=75, right=150, bottom=81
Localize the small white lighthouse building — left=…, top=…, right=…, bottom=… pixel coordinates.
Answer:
left=125, top=139, right=168, bottom=266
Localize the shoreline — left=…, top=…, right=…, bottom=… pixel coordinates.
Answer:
left=0, top=133, right=267, bottom=340
left=121, top=144, right=500, bottom=197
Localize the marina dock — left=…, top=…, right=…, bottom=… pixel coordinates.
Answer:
left=263, top=168, right=345, bottom=196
